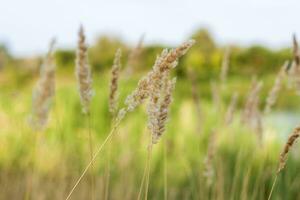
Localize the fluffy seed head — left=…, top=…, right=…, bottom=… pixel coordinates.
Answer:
left=124, top=40, right=195, bottom=112
left=293, top=34, right=300, bottom=66
left=31, top=38, right=56, bottom=130
left=109, top=48, right=122, bottom=115
left=76, top=25, right=93, bottom=114
left=277, top=126, right=300, bottom=173
left=148, top=77, right=176, bottom=144
left=288, top=35, right=300, bottom=93
left=264, top=61, right=289, bottom=114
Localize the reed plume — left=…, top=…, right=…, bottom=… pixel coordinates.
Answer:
left=27, top=39, right=56, bottom=199
left=147, top=76, right=176, bottom=144
left=268, top=125, right=300, bottom=200
left=288, top=35, right=300, bottom=93
left=76, top=25, right=93, bottom=114
left=141, top=41, right=195, bottom=200
left=225, top=92, right=238, bottom=125
left=30, top=38, right=56, bottom=130
left=109, top=48, right=122, bottom=115
left=66, top=40, right=195, bottom=200
left=293, top=34, right=300, bottom=66
left=75, top=25, right=95, bottom=200
left=220, top=47, right=230, bottom=84
left=264, top=61, right=289, bottom=114
left=124, top=40, right=195, bottom=113
left=277, top=126, right=300, bottom=173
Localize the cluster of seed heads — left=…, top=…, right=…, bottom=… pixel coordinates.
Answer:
left=148, top=76, right=176, bottom=144
left=124, top=40, right=195, bottom=112
left=122, top=40, right=195, bottom=143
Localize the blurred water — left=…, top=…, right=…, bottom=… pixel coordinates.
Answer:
left=264, top=112, right=300, bottom=139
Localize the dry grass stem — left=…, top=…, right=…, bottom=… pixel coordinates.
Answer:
left=242, top=79, right=263, bottom=123
left=220, top=47, right=230, bottom=84
left=203, top=130, right=216, bottom=186
left=242, top=80, right=263, bottom=139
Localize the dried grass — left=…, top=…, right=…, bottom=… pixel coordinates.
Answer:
left=76, top=25, right=93, bottom=114
left=30, top=38, right=56, bottom=130
left=109, top=48, right=122, bottom=115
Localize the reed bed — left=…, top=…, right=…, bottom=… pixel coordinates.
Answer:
left=2, top=29, right=300, bottom=200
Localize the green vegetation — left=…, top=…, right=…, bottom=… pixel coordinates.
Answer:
left=0, top=28, right=300, bottom=200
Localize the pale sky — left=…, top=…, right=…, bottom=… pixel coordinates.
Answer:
left=0, top=0, right=299, bottom=56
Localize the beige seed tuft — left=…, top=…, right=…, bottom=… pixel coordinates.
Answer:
left=109, top=48, right=122, bottom=115
left=264, top=61, right=289, bottom=114
left=124, top=40, right=195, bottom=113
left=31, top=38, right=56, bottom=130
left=75, top=25, right=93, bottom=114
left=148, top=77, right=176, bottom=144
left=277, top=126, right=300, bottom=173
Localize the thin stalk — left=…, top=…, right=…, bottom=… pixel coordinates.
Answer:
left=267, top=174, right=278, bottom=200
left=164, top=139, right=168, bottom=200
left=144, top=143, right=153, bottom=200
left=65, top=119, right=121, bottom=200
left=25, top=130, right=41, bottom=200
left=87, top=113, right=95, bottom=200
left=137, top=157, right=148, bottom=200
left=104, top=130, right=112, bottom=200
left=104, top=112, right=117, bottom=200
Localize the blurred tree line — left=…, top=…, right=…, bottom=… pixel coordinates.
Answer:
left=0, top=28, right=292, bottom=83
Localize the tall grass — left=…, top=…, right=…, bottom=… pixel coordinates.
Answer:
left=2, top=30, right=300, bottom=200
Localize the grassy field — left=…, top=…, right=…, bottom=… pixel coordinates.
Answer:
left=1, top=64, right=300, bottom=200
